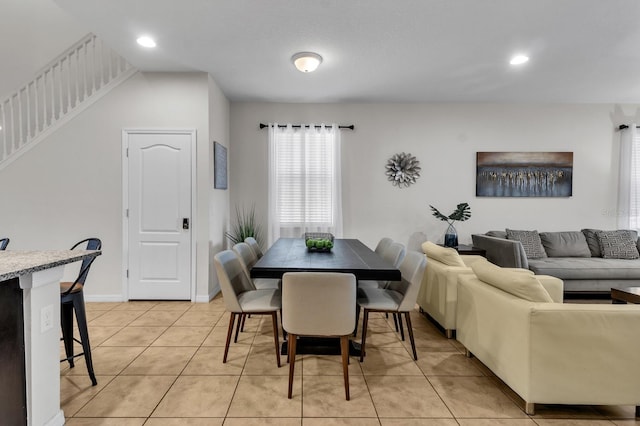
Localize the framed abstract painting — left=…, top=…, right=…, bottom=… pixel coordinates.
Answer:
left=476, top=152, right=573, bottom=197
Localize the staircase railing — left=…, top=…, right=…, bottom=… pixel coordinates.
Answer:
left=0, top=33, right=136, bottom=170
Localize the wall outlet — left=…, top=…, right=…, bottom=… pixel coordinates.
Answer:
left=41, top=304, right=54, bottom=333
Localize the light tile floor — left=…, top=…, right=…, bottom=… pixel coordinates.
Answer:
left=60, top=295, right=639, bottom=425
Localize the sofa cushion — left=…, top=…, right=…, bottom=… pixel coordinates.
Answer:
left=539, top=231, right=591, bottom=258
left=471, top=259, right=553, bottom=302
left=581, top=228, right=602, bottom=257
left=486, top=230, right=507, bottom=239
left=421, top=241, right=465, bottom=267
left=597, top=230, right=640, bottom=259
left=506, top=229, right=547, bottom=259
left=528, top=257, right=640, bottom=279
left=582, top=229, right=639, bottom=258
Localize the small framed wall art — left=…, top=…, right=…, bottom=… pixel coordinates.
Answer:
left=214, top=141, right=228, bottom=189
left=476, top=151, right=573, bottom=197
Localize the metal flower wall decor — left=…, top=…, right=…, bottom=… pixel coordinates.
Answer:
left=385, top=152, right=421, bottom=188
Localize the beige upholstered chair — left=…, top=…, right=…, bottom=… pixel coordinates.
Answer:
left=244, top=236, right=264, bottom=259
left=214, top=250, right=282, bottom=367
left=358, top=242, right=406, bottom=290
left=358, top=241, right=407, bottom=336
left=232, top=242, right=280, bottom=290
left=357, top=250, right=427, bottom=361
left=374, top=237, right=393, bottom=255
left=282, top=272, right=356, bottom=400
left=407, top=231, right=428, bottom=252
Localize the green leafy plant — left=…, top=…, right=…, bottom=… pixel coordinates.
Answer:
left=429, top=202, right=471, bottom=225
left=225, top=204, right=263, bottom=245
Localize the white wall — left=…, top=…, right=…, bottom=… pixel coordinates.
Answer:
left=0, top=71, right=226, bottom=301
left=229, top=102, right=640, bottom=250
left=206, top=75, right=230, bottom=300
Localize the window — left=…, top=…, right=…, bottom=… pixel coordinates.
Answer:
left=267, top=124, right=342, bottom=245
left=618, top=125, right=640, bottom=230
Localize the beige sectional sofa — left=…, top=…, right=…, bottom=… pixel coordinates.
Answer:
left=456, top=259, right=640, bottom=416
left=418, top=241, right=563, bottom=337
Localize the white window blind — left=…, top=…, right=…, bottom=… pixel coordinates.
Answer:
left=267, top=124, right=343, bottom=245
left=629, top=128, right=640, bottom=229
left=618, top=124, right=640, bottom=230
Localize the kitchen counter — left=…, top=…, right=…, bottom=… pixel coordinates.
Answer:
left=0, top=249, right=101, bottom=426
left=0, top=250, right=100, bottom=281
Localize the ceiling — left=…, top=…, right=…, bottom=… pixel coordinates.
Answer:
left=48, top=0, right=640, bottom=103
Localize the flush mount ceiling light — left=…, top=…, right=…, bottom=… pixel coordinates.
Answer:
left=292, top=52, right=323, bottom=73
left=136, top=36, right=156, bottom=48
left=509, top=54, right=529, bottom=65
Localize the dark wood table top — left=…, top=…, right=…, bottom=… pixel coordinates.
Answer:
left=611, top=286, right=640, bottom=304
left=251, top=238, right=402, bottom=281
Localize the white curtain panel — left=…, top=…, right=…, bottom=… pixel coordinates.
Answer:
left=267, top=123, right=343, bottom=246
left=617, top=124, right=640, bottom=230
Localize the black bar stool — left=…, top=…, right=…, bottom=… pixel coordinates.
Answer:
left=60, top=237, right=101, bottom=386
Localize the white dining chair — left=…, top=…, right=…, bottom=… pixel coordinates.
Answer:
left=358, top=242, right=406, bottom=290
left=244, top=236, right=264, bottom=259
left=374, top=237, right=393, bottom=255
left=214, top=250, right=282, bottom=367
left=282, top=272, right=356, bottom=400
left=232, top=242, right=280, bottom=290
left=407, top=231, right=428, bottom=252
left=357, top=242, right=407, bottom=336
left=357, top=250, right=427, bottom=361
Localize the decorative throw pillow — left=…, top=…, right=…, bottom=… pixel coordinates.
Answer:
left=539, top=231, right=591, bottom=257
left=421, top=241, right=465, bottom=267
left=486, top=230, right=508, bottom=239
left=596, top=230, right=640, bottom=259
left=471, top=259, right=554, bottom=303
left=581, top=229, right=602, bottom=257
left=505, top=229, right=547, bottom=259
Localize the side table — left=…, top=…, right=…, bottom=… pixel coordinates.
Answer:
left=439, top=244, right=486, bottom=257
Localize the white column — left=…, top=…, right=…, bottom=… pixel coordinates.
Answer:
left=19, top=266, right=65, bottom=426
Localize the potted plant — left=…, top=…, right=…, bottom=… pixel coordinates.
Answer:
left=429, top=202, right=471, bottom=247
left=225, top=204, right=263, bottom=246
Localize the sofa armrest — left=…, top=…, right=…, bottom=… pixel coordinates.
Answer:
left=472, top=234, right=528, bottom=269
left=459, top=255, right=486, bottom=267
left=528, top=304, right=640, bottom=405
left=536, top=275, right=563, bottom=303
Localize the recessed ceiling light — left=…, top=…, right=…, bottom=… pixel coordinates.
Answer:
left=291, top=52, right=323, bottom=73
left=136, top=36, right=156, bottom=48
left=510, top=55, right=529, bottom=65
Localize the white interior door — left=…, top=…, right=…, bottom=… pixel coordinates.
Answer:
left=125, top=130, right=194, bottom=300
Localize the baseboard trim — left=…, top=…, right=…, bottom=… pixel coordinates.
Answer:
left=195, top=285, right=220, bottom=303
left=84, top=294, right=125, bottom=303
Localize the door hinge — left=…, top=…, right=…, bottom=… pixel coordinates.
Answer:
left=126, top=148, right=129, bottom=157
left=125, top=209, right=129, bottom=218
left=126, top=269, right=129, bottom=278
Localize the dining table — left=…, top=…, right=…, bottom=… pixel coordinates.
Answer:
left=250, top=237, right=401, bottom=355
left=251, top=238, right=401, bottom=281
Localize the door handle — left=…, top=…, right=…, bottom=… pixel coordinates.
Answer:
left=182, top=218, right=190, bottom=230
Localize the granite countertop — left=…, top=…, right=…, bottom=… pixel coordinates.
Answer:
left=0, top=250, right=101, bottom=281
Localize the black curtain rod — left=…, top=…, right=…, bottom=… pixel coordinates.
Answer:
left=618, top=124, right=640, bottom=130
left=259, top=123, right=354, bottom=130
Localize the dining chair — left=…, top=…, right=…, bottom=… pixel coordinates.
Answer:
left=357, top=250, right=427, bottom=361
left=357, top=242, right=406, bottom=336
left=407, top=231, right=428, bottom=252
left=0, top=237, right=9, bottom=250
left=358, top=242, right=406, bottom=290
left=374, top=237, right=393, bottom=255
left=60, top=237, right=101, bottom=386
left=232, top=242, right=280, bottom=290
left=282, top=272, right=356, bottom=400
left=214, top=250, right=281, bottom=367
left=244, top=236, right=264, bottom=259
